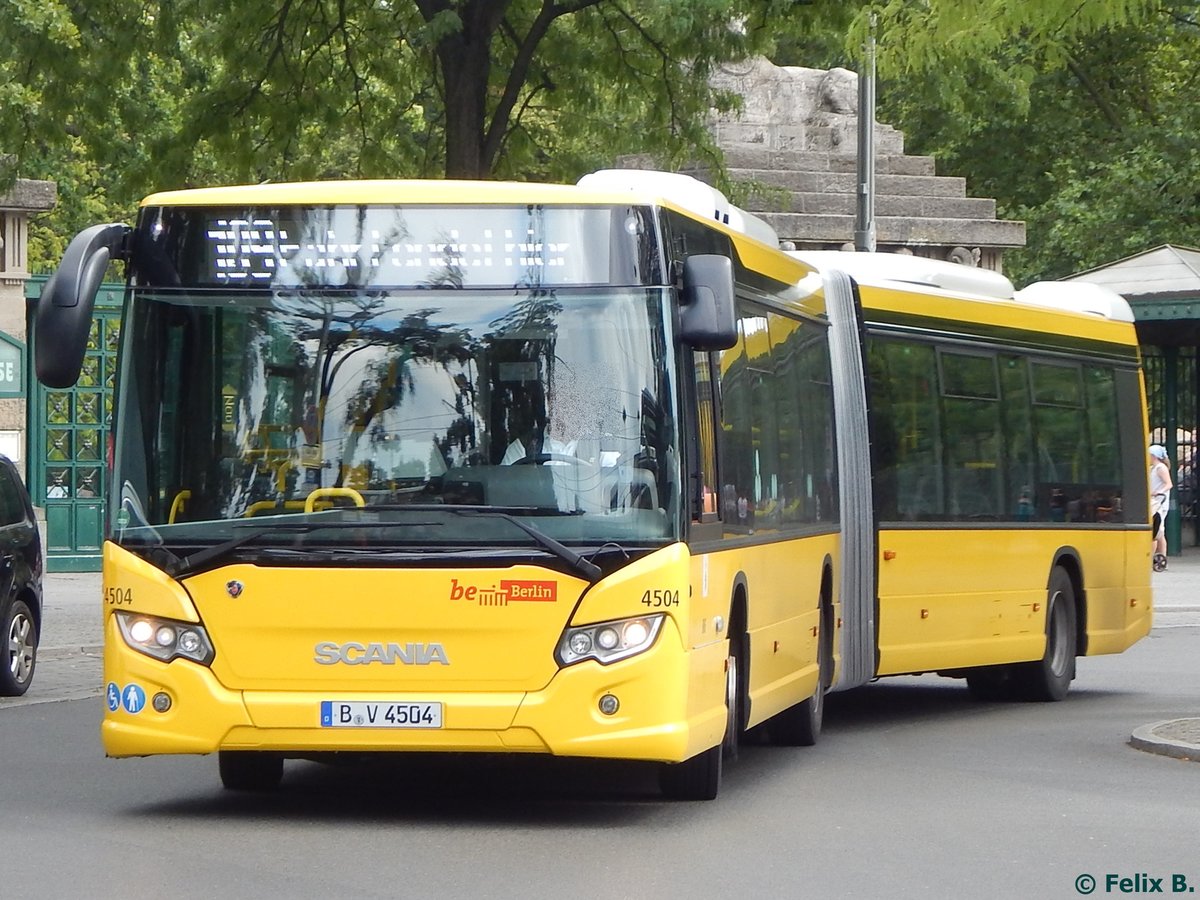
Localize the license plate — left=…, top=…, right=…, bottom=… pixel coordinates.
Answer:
left=320, top=701, right=443, bottom=729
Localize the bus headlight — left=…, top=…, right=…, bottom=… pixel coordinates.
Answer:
left=557, top=614, right=664, bottom=666
left=116, top=611, right=215, bottom=665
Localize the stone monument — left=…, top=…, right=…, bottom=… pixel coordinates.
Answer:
left=628, top=57, right=1026, bottom=272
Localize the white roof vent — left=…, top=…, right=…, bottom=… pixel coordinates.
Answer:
left=1014, top=281, right=1135, bottom=322
left=725, top=206, right=780, bottom=247
left=788, top=250, right=1016, bottom=301
left=577, top=169, right=780, bottom=247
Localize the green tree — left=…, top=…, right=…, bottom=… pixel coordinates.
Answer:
left=3, top=0, right=785, bottom=268
left=0, top=0, right=1166, bottom=273
left=873, top=2, right=1199, bottom=283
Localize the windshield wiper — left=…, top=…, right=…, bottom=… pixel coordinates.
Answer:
left=162, top=520, right=440, bottom=579
left=162, top=523, right=325, bottom=579
left=162, top=506, right=600, bottom=582
left=452, top=508, right=601, bottom=582
left=361, top=504, right=601, bottom=582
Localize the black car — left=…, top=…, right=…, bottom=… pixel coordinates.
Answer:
left=0, top=455, right=43, bottom=696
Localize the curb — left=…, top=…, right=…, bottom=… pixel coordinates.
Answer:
left=38, top=645, right=103, bottom=661
left=1129, top=718, right=1200, bottom=762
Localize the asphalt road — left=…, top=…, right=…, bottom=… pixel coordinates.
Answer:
left=1, top=559, right=1196, bottom=899
left=1, top=628, right=1197, bottom=900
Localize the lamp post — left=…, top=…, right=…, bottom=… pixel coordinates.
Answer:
left=854, top=13, right=877, bottom=253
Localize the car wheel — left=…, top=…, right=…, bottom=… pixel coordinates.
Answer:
left=1, top=598, right=37, bottom=697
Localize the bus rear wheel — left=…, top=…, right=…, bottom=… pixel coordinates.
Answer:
left=219, top=751, right=284, bottom=791
left=1013, top=567, right=1077, bottom=702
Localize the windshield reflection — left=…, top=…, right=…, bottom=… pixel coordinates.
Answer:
left=113, top=287, right=681, bottom=553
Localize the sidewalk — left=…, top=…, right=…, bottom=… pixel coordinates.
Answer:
left=1127, top=544, right=1200, bottom=762
left=1, top=572, right=104, bottom=709
left=1146, top=543, right=1200, bottom=614
left=39, top=571, right=103, bottom=655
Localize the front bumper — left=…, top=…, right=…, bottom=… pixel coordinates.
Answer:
left=101, top=615, right=728, bottom=764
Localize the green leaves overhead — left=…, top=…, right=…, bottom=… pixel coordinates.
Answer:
left=1, top=0, right=1190, bottom=281
left=4, top=0, right=784, bottom=270
left=872, top=1, right=1200, bottom=283
left=848, top=0, right=1157, bottom=73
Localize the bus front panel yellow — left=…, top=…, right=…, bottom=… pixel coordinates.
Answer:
left=99, top=542, right=726, bottom=764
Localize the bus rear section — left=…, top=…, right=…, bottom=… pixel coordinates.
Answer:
left=808, top=251, right=1153, bottom=701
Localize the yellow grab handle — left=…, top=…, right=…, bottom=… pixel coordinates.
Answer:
left=168, top=490, right=191, bottom=524
left=304, top=487, right=365, bottom=512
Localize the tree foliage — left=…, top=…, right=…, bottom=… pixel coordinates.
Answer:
left=0, top=0, right=1184, bottom=280
left=874, top=1, right=1200, bottom=284
left=3, top=0, right=790, bottom=270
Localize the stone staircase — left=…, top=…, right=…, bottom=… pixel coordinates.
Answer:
left=718, top=147, right=1023, bottom=257
left=650, top=59, right=1026, bottom=269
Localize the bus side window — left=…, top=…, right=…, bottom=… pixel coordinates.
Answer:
left=692, top=351, right=719, bottom=522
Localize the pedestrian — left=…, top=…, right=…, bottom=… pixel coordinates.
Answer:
left=1149, top=443, right=1172, bottom=571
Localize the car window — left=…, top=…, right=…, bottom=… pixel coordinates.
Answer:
left=0, top=468, right=26, bottom=526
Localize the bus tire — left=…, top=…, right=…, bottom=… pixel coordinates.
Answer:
left=660, top=637, right=739, bottom=801
left=219, top=751, right=284, bottom=791
left=1013, top=567, right=1077, bottom=702
left=767, top=605, right=830, bottom=747
left=722, top=633, right=745, bottom=763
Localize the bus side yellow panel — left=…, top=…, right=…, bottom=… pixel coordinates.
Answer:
left=876, top=528, right=1147, bottom=676
left=691, top=533, right=836, bottom=730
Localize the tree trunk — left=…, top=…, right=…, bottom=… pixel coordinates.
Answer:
left=440, top=38, right=492, bottom=178
left=421, top=0, right=514, bottom=179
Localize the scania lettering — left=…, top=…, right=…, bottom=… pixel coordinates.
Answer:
left=313, top=642, right=451, bottom=666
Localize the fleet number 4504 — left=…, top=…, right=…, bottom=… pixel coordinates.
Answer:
left=105, top=587, right=134, bottom=605
left=641, top=589, right=680, bottom=608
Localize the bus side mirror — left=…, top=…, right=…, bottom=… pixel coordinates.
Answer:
left=35, top=223, right=130, bottom=388
left=678, top=254, right=737, bottom=351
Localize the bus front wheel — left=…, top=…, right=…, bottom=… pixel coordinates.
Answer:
left=660, top=639, right=739, bottom=801
left=219, top=751, right=284, bottom=791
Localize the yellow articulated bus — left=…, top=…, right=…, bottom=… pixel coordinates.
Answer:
left=35, top=170, right=1150, bottom=801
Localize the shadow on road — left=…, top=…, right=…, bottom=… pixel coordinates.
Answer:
left=823, top=676, right=1126, bottom=732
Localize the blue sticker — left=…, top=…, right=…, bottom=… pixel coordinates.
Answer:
left=121, top=683, right=146, bottom=715
left=106, top=682, right=121, bottom=712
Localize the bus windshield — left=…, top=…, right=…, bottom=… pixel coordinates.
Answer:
left=112, top=286, right=682, bottom=564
